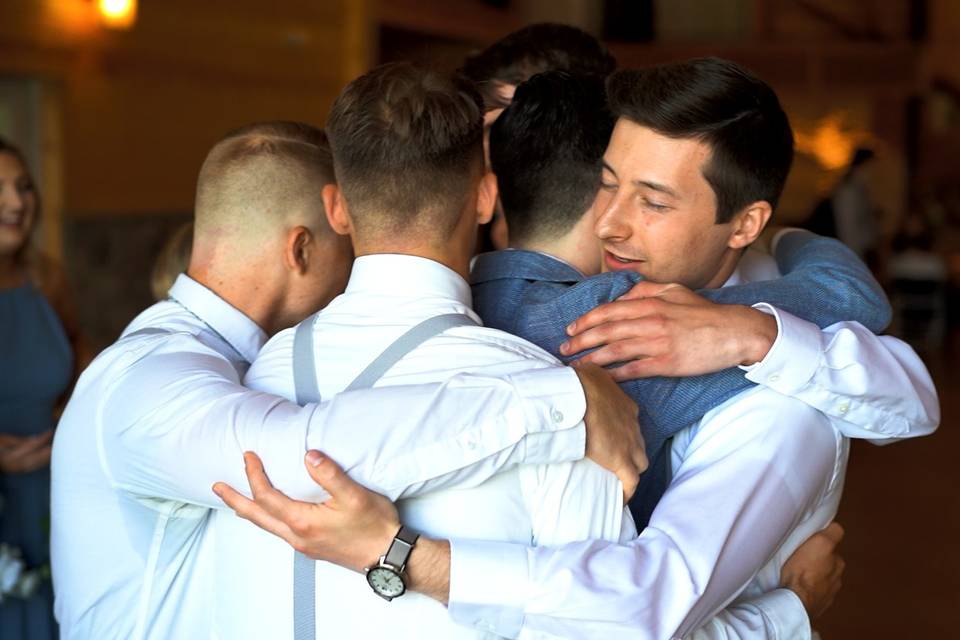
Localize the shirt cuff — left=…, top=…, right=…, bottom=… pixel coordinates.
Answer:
left=505, top=366, right=587, bottom=464
left=448, top=539, right=531, bottom=638
left=740, top=304, right=822, bottom=395
left=754, top=589, right=812, bottom=640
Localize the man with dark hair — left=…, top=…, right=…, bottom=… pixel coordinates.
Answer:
left=461, top=22, right=616, bottom=113
left=216, top=61, right=938, bottom=639
left=477, top=67, right=924, bottom=529
left=50, top=120, right=642, bottom=639
left=461, top=22, right=617, bottom=248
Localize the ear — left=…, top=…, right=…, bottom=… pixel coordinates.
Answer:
left=476, top=172, right=498, bottom=226
left=727, top=200, right=773, bottom=250
left=322, top=183, right=352, bottom=236
left=284, top=225, right=314, bottom=275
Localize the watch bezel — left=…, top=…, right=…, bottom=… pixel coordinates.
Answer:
left=366, top=563, right=407, bottom=601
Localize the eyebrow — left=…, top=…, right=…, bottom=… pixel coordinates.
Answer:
left=633, top=179, right=679, bottom=199
left=601, top=160, right=617, bottom=177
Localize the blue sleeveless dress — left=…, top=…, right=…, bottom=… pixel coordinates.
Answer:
left=0, top=282, right=73, bottom=639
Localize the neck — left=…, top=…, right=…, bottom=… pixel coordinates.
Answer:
left=187, top=259, right=286, bottom=335
left=512, top=214, right=602, bottom=276
left=702, top=247, right=744, bottom=289
left=354, top=244, right=470, bottom=280
left=353, top=226, right=474, bottom=281
left=0, top=252, right=24, bottom=288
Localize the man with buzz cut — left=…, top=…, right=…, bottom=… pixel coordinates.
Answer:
left=215, top=60, right=939, bottom=640
left=50, top=121, right=645, bottom=640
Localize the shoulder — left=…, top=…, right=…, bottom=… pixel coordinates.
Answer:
left=446, top=323, right=563, bottom=367
left=245, top=326, right=296, bottom=396
left=688, top=388, right=841, bottom=481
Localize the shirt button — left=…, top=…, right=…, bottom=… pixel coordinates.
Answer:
left=768, top=373, right=781, bottom=383
left=550, top=408, right=564, bottom=424
left=838, top=402, right=849, bottom=414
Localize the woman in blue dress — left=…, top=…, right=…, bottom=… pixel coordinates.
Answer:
left=0, top=138, right=86, bottom=639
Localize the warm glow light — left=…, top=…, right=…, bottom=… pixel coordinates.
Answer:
left=98, top=0, right=137, bottom=30
left=795, top=112, right=872, bottom=171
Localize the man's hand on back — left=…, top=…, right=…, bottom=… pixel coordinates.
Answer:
left=213, top=451, right=398, bottom=573
left=560, top=281, right=778, bottom=381
left=574, top=363, right=647, bottom=504
left=780, top=522, right=846, bottom=620
left=213, top=451, right=453, bottom=604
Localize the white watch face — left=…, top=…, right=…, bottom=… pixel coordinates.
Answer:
left=369, top=567, right=405, bottom=597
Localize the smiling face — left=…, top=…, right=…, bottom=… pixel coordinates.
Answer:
left=595, top=119, right=745, bottom=289
left=0, top=151, right=38, bottom=259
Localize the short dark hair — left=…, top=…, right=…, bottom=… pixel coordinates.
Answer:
left=606, top=57, right=794, bottom=223
left=325, top=62, right=484, bottom=238
left=490, top=71, right=613, bottom=243
left=461, top=23, right=617, bottom=111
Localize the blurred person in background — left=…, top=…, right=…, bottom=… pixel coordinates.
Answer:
left=0, top=137, right=88, bottom=639
left=807, top=147, right=881, bottom=269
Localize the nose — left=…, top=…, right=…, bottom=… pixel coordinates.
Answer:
left=0, top=183, right=25, bottom=212
left=594, top=196, right=631, bottom=243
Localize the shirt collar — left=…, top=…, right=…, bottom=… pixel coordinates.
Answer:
left=167, top=274, right=267, bottom=364
left=345, top=254, right=473, bottom=307
left=722, top=265, right=744, bottom=288
left=722, top=249, right=778, bottom=288
left=470, top=249, right=585, bottom=285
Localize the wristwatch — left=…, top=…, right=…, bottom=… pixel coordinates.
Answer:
left=365, top=525, right=420, bottom=601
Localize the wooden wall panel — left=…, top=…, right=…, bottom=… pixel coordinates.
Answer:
left=0, top=0, right=372, bottom=217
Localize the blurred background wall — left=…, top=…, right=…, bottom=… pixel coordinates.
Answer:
left=1, top=1, right=956, bottom=636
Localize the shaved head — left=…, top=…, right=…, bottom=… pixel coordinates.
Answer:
left=188, top=121, right=354, bottom=335
left=194, top=121, right=335, bottom=252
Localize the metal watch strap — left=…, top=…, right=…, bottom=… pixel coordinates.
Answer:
left=383, top=526, right=420, bottom=569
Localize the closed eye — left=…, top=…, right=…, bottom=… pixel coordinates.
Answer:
left=643, top=198, right=670, bottom=211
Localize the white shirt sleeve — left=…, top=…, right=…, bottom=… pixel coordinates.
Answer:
left=520, top=457, right=633, bottom=547
left=685, top=589, right=810, bottom=640
left=97, top=335, right=587, bottom=508
left=742, top=305, right=940, bottom=442
left=447, top=392, right=839, bottom=640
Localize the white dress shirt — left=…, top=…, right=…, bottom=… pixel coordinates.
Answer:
left=50, top=274, right=588, bottom=640
left=218, top=255, right=630, bottom=639
left=446, top=250, right=939, bottom=640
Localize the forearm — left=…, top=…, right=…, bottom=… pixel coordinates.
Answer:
left=685, top=589, right=810, bottom=640
left=100, top=367, right=329, bottom=507
left=316, top=369, right=587, bottom=501
left=103, top=358, right=587, bottom=507
left=444, top=399, right=836, bottom=639
left=407, top=538, right=451, bottom=605
left=743, top=309, right=940, bottom=440
left=705, top=230, right=891, bottom=332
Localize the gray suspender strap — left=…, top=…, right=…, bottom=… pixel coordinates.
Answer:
left=293, top=312, right=322, bottom=405
left=122, top=327, right=173, bottom=339
left=292, top=312, right=321, bottom=640
left=344, top=313, right=480, bottom=391
left=290, top=311, right=478, bottom=640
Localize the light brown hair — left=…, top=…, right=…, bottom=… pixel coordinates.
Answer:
left=194, top=121, right=335, bottom=242
left=324, top=62, right=484, bottom=239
